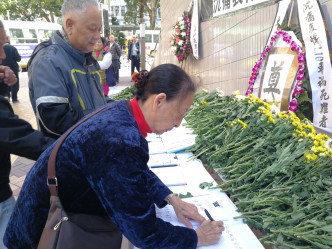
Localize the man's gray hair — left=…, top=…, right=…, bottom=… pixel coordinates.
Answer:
left=61, top=0, right=99, bottom=17
left=0, top=20, right=4, bottom=29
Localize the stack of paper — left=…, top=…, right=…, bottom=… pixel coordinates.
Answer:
left=147, top=153, right=180, bottom=168
left=160, top=125, right=197, bottom=153
left=151, top=166, right=187, bottom=187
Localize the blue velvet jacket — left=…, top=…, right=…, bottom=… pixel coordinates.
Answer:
left=4, top=100, right=197, bottom=249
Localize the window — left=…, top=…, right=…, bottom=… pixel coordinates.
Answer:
left=25, top=29, right=38, bottom=43
left=9, top=29, right=24, bottom=39
left=145, top=34, right=152, bottom=43
left=153, top=34, right=159, bottom=43
left=9, top=28, right=37, bottom=43
left=121, top=6, right=125, bottom=16
left=115, top=6, right=119, bottom=16
left=38, top=29, right=56, bottom=42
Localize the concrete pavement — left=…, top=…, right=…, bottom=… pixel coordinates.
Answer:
left=9, top=63, right=141, bottom=198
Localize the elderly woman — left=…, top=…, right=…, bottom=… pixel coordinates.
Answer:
left=4, top=64, right=224, bottom=249
left=93, top=36, right=112, bottom=96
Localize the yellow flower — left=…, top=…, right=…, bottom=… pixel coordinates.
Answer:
left=233, top=90, right=240, bottom=96
left=238, top=119, right=248, bottom=129
left=202, top=100, right=207, bottom=105
left=202, top=89, right=209, bottom=93
left=311, top=146, right=318, bottom=153
left=305, top=153, right=317, bottom=162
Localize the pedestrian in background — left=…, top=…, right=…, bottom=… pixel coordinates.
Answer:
left=93, top=36, right=112, bottom=96
left=128, top=35, right=140, bottom=80
left=108, top=34, right=121, bottom=85
left=1, top=35, right=21, bottom=103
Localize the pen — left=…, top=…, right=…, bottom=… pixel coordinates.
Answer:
left=150, top=164, right=179, bottom=168
left=204, top=209, right=214, bottom=221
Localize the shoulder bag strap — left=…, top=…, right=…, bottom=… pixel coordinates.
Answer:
left=47, top=100, right=134, bottom=196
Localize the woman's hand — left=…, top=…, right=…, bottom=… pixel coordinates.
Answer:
left=196, top=220, right=224, bottom=246
left=0, top=66, right=17, bottom=86
left=168, top=195, right=205, bottom=228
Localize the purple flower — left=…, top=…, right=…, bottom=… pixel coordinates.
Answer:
left=289, top=99, right=299, bottom=107
left=297, top=74, right=305, bottom=80
left=289, top=106, right=298, bottom=112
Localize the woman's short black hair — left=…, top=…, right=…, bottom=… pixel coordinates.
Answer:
left=100, top=36, right=106, bottom=47
left=133, top=64, right=196, bottom=102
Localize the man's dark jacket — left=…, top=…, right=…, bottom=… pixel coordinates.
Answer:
left=127, top=42, right=140, bottom=60
left=2, top=43, right=21, bottom=75
left=0, top=95, right=55, bottom=202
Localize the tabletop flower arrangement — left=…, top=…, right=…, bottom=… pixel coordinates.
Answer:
left=169, top=11, right=191, bottom=62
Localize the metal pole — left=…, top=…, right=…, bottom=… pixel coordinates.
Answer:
left=140, top=0, right=146, bottom=70
left=101, top=3, right=105, bottom=37
left=287, top=0, right=295, bottom=28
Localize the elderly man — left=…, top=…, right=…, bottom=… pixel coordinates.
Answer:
left=127, top=35, right=140, bottom=78
left=28, top=0, right=112, bottom=139
left=0, top=20, right=55, bottom=249
left=108, top=34, right=122, bottom=84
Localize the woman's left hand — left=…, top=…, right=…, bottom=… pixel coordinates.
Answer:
left=169, top=195, right=205, bottom=229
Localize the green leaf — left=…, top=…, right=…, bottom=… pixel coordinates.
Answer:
left=199, top=182, right=213, bottom=189
left=276, top=233, right=284, bottom=246
left=179, top=192, right=193, bottom=199
left=291, top=211, right=306, bottom=220
left=320, top=224, right=332, bottom=233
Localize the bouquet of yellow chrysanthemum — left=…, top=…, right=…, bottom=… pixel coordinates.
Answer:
left=184, top=90, right=332, bottom=249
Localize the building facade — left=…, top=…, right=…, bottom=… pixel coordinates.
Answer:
left=99, top=0, right=161, bottom=28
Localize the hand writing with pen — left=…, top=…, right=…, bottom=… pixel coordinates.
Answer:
left=168, top=194, right=225, bottom=247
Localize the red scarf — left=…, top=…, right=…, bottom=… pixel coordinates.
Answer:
left=130, top=98, right=152, bottom=137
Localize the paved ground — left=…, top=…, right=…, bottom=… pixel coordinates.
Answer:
left=9, top=62, right=145, bottom=198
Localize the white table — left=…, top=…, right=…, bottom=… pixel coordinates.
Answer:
left=128, top=150, right=264, bottom=249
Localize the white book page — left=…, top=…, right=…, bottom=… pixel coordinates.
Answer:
left=151, top=166, right=187, bottom=186
left=156, top=195, right=251, bottom=249
left=148, top=153, right=180, bottom=168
